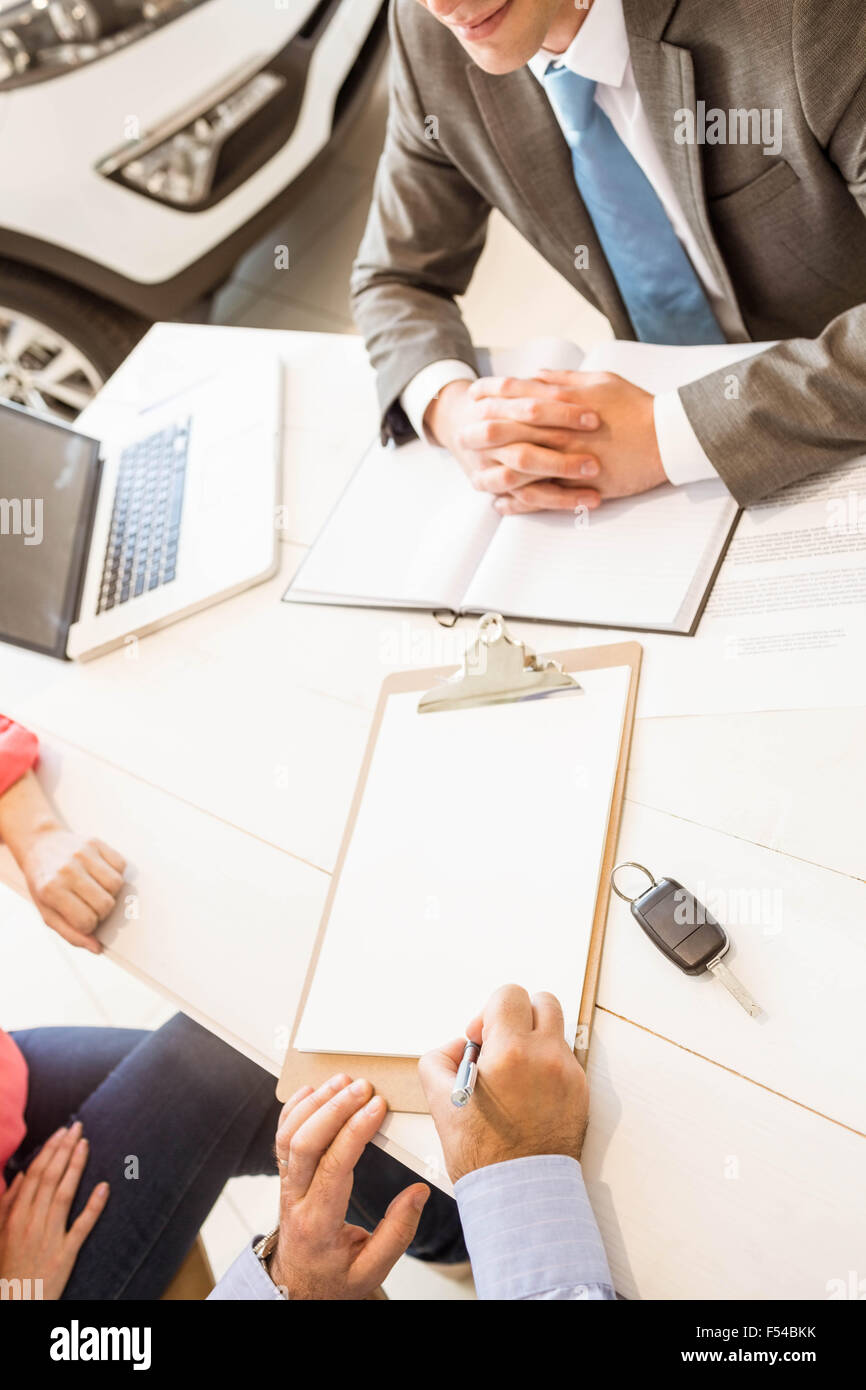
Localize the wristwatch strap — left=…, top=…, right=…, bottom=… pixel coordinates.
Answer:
left=253, top=1226, right=283, bottom=1294
left=252, top=1227, right=388, bottom=1300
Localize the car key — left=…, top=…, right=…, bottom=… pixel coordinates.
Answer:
left=611, top=862, right=762, bottom=1018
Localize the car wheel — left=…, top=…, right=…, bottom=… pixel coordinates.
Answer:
left=0, top=260, right=149, bottom=422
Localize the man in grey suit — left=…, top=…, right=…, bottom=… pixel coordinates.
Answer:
left=351, top=0, right=866, bottom=513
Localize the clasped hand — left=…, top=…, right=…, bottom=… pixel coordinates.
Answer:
left=426, top=370, right=667, bottom=513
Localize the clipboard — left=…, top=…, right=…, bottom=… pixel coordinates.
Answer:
left=278, top=616, right=641, bottom=1113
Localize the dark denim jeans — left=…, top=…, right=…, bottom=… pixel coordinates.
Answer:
left=7, top=1014, right=466, bottom=1299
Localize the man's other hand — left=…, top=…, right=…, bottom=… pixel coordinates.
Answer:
left=268, top=1075, right=429, bottom=1299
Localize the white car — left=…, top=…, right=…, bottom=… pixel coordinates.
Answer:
left=0, top=0, right=386, bottom=419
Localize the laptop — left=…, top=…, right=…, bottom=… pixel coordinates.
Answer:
left=0, top=360, right=281, bottom=660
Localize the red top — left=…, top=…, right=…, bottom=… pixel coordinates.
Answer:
left=0, top=715, right=38, bottom=1190
left=0, top=1033, right=27, bottom=1192
left=0, top=715, right=39, bottom=798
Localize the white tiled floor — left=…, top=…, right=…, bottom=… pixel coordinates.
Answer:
left=1, top=50, right=612, bottom=1302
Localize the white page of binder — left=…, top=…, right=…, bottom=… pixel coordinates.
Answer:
left=463, top=481, right=737, bottom=630
left=294, top=664, right=631, bottom=1058
left=290, top=439, right=499, bottom=610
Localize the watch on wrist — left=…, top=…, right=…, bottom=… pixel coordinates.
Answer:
left=253, top=1226, right=284, bottom=1293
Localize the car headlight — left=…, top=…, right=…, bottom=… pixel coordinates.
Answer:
left=0, top=0, right=212, bottom=90
left=103, top=68, right=287, bottom=207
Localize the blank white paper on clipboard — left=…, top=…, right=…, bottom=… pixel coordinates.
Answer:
left=294, top=664, right=632, bottom=1058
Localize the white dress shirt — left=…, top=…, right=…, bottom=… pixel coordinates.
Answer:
left=400, top=0, right=740, bottom=484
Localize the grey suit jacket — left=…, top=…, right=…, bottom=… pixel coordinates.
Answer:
left=350, top=0, right=866, bottom=505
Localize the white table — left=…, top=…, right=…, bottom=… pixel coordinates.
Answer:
left=2, top=323, right=863, bottom=1300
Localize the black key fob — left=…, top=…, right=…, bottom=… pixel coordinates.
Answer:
left=630, top=877, right=729, bottom=976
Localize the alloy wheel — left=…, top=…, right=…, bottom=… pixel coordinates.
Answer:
left=0, top=307, right=104, bottom=420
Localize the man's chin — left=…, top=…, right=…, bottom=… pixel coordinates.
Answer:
left=449, top=0, right=538, bottom=74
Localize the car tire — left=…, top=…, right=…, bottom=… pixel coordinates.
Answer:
left=0, top=259, right=149, bottom=421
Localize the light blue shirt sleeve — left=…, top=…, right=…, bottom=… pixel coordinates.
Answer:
left=207, top=1239, right=286, bottom=1301
left=208, top=1156, right=614, bottom=1302
left=454, top=1154, right=616, bottom=1300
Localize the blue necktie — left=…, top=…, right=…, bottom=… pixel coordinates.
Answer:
left=542, top=63, right=725, bottom=345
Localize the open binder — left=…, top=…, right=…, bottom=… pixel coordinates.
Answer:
left=278, top=616, right=641, bottom=1113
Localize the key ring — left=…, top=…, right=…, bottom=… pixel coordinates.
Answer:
left=610, top=861, right=657, bottom=904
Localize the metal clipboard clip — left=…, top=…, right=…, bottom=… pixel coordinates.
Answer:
left=418, top=612, right=582, bottom=714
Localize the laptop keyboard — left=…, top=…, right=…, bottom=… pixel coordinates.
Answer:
left=97, top=419, right=190, bottom=614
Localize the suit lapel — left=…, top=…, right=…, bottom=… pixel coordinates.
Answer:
left=623, top=0, right=749, bottom=338
left=465, top=61, right=634, bottom=336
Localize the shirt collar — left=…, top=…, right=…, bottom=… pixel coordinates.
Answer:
left=527, top=0, right=631, bottom=89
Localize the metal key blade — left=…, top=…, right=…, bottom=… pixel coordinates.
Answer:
left=707, top=958, right=762, bottom=1018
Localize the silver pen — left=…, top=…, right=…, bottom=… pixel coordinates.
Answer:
left=450, top=1041, right=481, bottom=1107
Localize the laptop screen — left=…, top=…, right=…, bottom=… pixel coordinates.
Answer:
left=0, top=402, right=101, bottom=658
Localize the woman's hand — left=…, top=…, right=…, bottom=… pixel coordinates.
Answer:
left=0, top=770, right=126, bottom=952
left=19, top=828, right=126, bottom=953
left=0, top=1122, right=109, bottom=1298
left=267, top=1074, right=429, bottom=1300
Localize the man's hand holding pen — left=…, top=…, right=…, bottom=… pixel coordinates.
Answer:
left=419, top=983, right=590, bottom=1182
